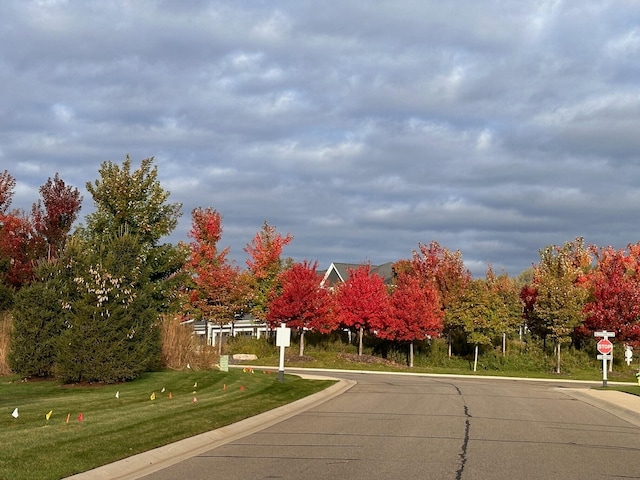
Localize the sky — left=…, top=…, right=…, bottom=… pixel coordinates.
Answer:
left=1, top=1, right=639, bottom=278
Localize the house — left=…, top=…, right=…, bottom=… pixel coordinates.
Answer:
left=185, top=261, right=395, bottom=344
left=319, top=262, right=395, bottom=288
left=188, top=313, right=269, bottom=346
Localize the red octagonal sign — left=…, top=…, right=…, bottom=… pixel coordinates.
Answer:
left=597, top=338, right=613, bottom=355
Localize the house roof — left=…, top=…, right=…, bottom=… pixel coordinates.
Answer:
left=320, top=261, right=395, bottom=287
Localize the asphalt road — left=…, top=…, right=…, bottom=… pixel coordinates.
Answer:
left=142, top=372, right=640, bottom=480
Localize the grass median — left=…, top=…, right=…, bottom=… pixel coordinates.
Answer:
left=1, top=368, right=334, bottom=480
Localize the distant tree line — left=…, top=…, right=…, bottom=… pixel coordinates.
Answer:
left=1, top=157, right=639, bottom=382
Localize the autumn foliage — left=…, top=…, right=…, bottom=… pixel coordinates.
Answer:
left=335, top=264, right=390, bottom=356
left=580, top=243, right=640, bottom=346
left=266, top=260, right=336, bottom=356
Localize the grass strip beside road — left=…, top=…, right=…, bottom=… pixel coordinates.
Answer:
left=1, top=369, right=334, bottom=480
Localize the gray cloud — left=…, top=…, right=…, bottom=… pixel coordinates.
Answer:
left=2, top=0, right=639, bottom=277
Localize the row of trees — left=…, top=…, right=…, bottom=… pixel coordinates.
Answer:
left=3, top=157, right=640, bottom=382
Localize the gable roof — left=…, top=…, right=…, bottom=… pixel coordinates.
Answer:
left=320, top=261, right=395, bottom=287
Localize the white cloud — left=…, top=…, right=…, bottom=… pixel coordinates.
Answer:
left=1, top=0, right=639, bottom=277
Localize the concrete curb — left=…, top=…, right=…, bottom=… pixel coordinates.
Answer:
left=560, top=387, right=640, bottom=428
left=65, top=374, right=355, bottom=480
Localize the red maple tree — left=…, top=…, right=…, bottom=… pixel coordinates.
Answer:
left=266, top=260, right=337, bottom=356
left=378, top=272, right=443, bottom=366
left=31, top=173, right=82, bottom=260
left=580, top=244, right=640, bottom=346
left=335, top=264, right=390, bottom=356
left=0, top=171, right=38, bottom=288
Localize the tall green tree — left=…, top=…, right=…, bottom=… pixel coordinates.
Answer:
left=53, top=156, right=185, bottom=382
left=485, top=266, right=523, bottom=354
left=449, top=279, right=497, bottom=372
left=55, top=232, right=162, bottom=382
left=85, top=156, right=181, bottom=246
left=530, top=238, right=591, bottom=373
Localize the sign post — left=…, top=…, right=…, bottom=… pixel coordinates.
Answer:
left=595, top=331, right=615, bottom=387
left=275, top=323, right=291, bottom=383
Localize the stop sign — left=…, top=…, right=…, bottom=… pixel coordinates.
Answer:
left=597, top=338, right=613, bottom=355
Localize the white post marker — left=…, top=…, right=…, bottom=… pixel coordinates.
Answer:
left=595, top=330, right=615, bottom=387
left=276, top=323, right=291, bottom=383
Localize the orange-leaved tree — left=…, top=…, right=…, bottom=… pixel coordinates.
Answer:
left=186, top=207, right=246, bottom=354
left=244, top=221, right=293, bottom=322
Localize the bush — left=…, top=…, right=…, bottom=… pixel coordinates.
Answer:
left=9, top=281, right=65, bottom=378
left=161, top=315, right=218, bottom=370
left=224, top=335, right=278, bottom=359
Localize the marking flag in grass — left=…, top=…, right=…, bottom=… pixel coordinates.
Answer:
left=115, top=391, right=119, bottom=399
left=240, top=385, right=245, bottom=392
left=192, top=397, right=198, bottom=403
left=66, top=413, right=70, bottom=424
left=169, top=392, right=173, bottom=399
left=193, top=382, right=197, bottom=388
left=223, top=384, right=226, bottom=391
left=11, top=408, right=18, bottom=419
left=78, top=413, right=83, bottom=422
left=46, top=410, right=52, bottom=421
left=161, top=387, right=165, bottom=393
left=150, top=392, right=156, bottom=401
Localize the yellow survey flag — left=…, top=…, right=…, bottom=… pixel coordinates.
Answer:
left=150, top=392, right=156, bottom=401
left=45, top=410, right=52, bottom=421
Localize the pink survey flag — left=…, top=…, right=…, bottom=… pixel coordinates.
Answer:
left=77, top=413, right=84, bottom=422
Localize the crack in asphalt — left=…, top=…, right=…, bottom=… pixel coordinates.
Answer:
left=454, top=385, right=471, bottom=480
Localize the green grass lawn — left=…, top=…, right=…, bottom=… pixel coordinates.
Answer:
left=0, top=369, right=334, bottom=480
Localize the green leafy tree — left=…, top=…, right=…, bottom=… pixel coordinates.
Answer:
left=85, top=156, right=181, bottom=246
left=530, top=238, right=591, bottom=373
left=485, top=266, right=523, bottom=354
left=9, top=262, right=69, bottom=377
left=52, top=156, right=184, bottom=382
left=449, top=279, right=497, bottom=371
left=55, top=232, right=161, bottom=383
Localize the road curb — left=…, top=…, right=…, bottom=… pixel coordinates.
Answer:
left=559, top=387, right=640, bottom=428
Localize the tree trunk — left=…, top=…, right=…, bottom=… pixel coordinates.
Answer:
left=502, top=332, right=506, bottom=356
left=556, top=342, right=561, bottom=374
left=357, top=327, right=364, bottom=356
left=473, top=344, right=479, bottom=372
left=217, top=325, right=223, bottom=356
left=299, top=330, right=305, bottom=357
left=448, top=332, right=452, bottom=358
left=409, top=342, right=414, bottom=368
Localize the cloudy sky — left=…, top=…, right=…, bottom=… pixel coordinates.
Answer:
left=2, top=1, right=639, bottom=277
